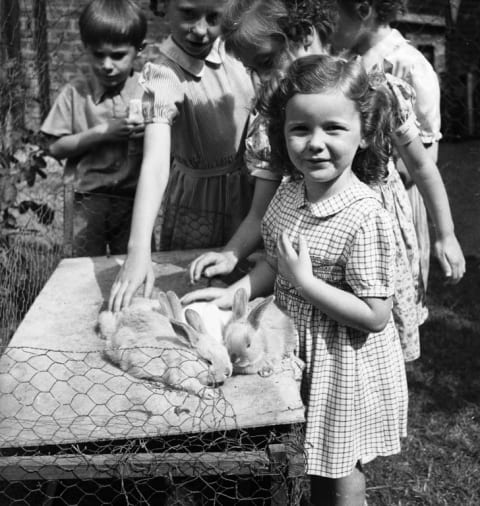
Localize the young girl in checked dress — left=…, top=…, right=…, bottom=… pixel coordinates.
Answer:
left=108, top=0, right=255, bottom=311
left=185, top=54, right=408, bottom=505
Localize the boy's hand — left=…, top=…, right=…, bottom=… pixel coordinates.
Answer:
left=102, top=118, right=144, bottom=140
left=276, top=232, right=313, bottom=287
left=129, top=122, right=145, bottom=139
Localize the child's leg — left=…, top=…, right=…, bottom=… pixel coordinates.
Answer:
left=310, top=462, right=365, bottom=506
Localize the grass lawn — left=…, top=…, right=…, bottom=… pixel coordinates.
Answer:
left=365, top=141, right=480, bottom=505
left=365, top=261, right=480, bottom=502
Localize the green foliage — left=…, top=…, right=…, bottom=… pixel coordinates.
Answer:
left=0, top=129, right=51, bottom=234
left=0, top=129, right=61, bottom=346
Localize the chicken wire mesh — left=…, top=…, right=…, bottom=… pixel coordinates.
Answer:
left=0, top=344, right=307, bottom=506
left=2, top=0, right=480, bottom=505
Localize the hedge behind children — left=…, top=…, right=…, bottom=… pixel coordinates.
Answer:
left=41, top=0, right=147, bottom=257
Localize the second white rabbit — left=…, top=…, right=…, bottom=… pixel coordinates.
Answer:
left=223, top=288, right=299, bottom=376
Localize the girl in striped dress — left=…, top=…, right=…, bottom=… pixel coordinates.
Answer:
left=186, top=54, right=409, bottom=505
left=109, top=0, right=255, bottom=311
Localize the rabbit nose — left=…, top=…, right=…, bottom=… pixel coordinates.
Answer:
left=225, top=366, right=232, bottom=378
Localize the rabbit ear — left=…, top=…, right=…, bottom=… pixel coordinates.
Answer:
left=232, top=288, right=248, bottom=321
left=184, top=308, right=207, bottom=334
left=170, top=320, right=200, bottom=348
left=247, top=296, right=273, bottom=330
left=158, top=291, right=173, bottom=318
left=166, top=290, right=184, bottom=321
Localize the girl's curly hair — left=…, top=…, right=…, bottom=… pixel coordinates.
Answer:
left=221, top=0, right=337, bottom=58
left=258, top=54, right=396, bottom=185
left=338, top=0, right=407, bottom=24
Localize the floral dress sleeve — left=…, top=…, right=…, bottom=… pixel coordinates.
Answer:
left=244, top=111, right=283, bottom=181
left=384, top=73, right=420, bottom=146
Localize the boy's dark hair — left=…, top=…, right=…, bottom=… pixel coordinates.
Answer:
left=222, top=0, right=337, bottom=58
left=79, top=0, right=147, bottom=48
left=338, top=0, right=407, bottom=24
left=258, top=54, right=396, bottom=184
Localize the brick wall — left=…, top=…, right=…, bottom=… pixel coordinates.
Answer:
left=18, top=0, right=170, bottom=129
left=14, top=1, right=475, bottom=136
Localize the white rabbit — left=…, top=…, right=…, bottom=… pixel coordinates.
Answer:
left=181, top=301, right=232, bottom=343
left=158, top=288, right=231, bottom=343
left=223, top=288, right=299, bottom=377
left=98, top=293, right=233, bottom=398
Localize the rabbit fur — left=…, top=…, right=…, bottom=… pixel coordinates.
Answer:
left=179, top=301, right=232, bottom=344
left=98, top=293, right=233, bottom=398
left=223, top=288, right=299, bottom=376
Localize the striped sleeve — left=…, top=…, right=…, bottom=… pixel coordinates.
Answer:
left=140, top=61, right=183, bottom=125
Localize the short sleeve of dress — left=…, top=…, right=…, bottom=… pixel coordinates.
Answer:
left=140, top=61, right=183, bottom=125
left=385, top=74, right=420, bottom=146
left=245, top=112, right=282, bottom=181
left=345, top=208, right=396, bottom=299
left=408, top=59, right=442, bottom=143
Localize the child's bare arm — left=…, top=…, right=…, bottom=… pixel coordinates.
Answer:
left=182, top=257, right=276, bottom=309
left=395, top=136, right=466, bottom=283
left=109, top=122, right=171, bottom=311
left=48, top=119, right=143, bottom=159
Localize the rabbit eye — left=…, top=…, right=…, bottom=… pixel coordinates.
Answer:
left=246, top=343, right=251, bottom=349
left=205, top=358, right=213, bottom=366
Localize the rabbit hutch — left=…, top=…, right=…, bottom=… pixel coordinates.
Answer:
left=0, top=250, right=306, bottom=505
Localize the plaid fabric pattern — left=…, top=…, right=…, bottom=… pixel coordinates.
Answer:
left=262, top=180, right=408, bottom=478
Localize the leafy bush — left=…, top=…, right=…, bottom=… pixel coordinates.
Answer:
left=0, top=129, right=61, bottom=345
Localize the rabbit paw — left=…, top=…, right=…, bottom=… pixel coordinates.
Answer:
left=258, top=363, right=274, bottom=377
left=200, top=386, right=220, bottom=399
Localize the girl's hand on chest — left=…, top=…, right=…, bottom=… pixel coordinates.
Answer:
left=276, top=231, right=313, bottom=288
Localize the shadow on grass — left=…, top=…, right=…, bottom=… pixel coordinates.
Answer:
left=366, top=256, right=480, bottom=506
left=409, top=255, right=480, bottom=414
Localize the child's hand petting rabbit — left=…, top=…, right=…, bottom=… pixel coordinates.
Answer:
left=223, top=288, right=299, bottom=377
left=98, top=292, right=233, bottom=399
